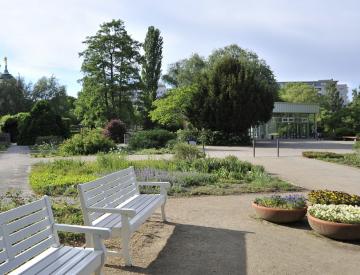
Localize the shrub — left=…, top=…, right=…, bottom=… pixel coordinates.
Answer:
left=302, top=151, right=343, bottom=159
left=308, top=190, right=360, bottom=206
left=35, top=135, right=63, bottom=145
left=354, top=141, right=360, bottom=151
left=0, top=113, right=30, bottom=143
left=173, top=143, right=205, bottom=161
left=176, top=128, right=199, bottom=143
left=18, top=101, right=69, bottom=145
left=308, top=204, right=360, bottom=224
left=334, top=127, right=355, bottom=138
left=59, top=129, right=115, bottom=156
left=254, top=194, right=306, bottom=209
left=103, top=119, right=126, bottom=143
left=128, top=129, right=176, bottom=150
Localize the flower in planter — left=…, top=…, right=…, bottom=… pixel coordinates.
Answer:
left=254, top=194, right=306, bottom=209
left=308, top=204, right=360, bottom=224
left=308, top=190, right=360, bottom=206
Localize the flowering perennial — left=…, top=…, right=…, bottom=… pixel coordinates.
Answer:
left=308, top=204, right=360, bottom=224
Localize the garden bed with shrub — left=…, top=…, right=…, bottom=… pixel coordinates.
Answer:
left=302, top=151, right=360, bottom=168
left=30, top=154, right=299, bottom=196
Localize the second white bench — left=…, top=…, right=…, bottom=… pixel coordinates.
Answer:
left=78, top=166, right=170, bottom=266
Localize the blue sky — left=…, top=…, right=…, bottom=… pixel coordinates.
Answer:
left=0, top=0, right=359, bottom=97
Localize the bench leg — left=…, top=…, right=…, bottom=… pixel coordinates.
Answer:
left=121, top=234, right=132, bottom=266
left=161, top=203, right=167, bottom=221
left=94, top=266, right=104, bottom=275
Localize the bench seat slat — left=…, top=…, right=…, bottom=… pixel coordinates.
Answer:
left=0, top=249, right=7, bottom=264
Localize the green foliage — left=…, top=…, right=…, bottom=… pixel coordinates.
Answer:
left=103, top=119, right=126, bottom=143
left=173, top=143, right=205, bottom=161
left=162, top=53, right=206, bottom=88
left=128, top=129, right=176, bottom=150
left=59, top=129, right=115, bottom=156
left=354, top=141, right=360, bottom=151
left=150, top=86, right=197, bottom=127
left=302, top=151, right=343, bottom=159
left=279, top=83, right=320, bottom=103
left=308, top=190, right=360, bottom=206
left=309, top=204, right=360, bottom=224
left=29, top=154, right=298, bottom=196
left=302, top=151, right=360, bottom=168
left=0, top=77, right=31, bottom=116
left=139, top=26, right=163, bottom=129
left=35, top=135, right=63, bottom=145
left=17, top=101, right=69, bottom=145
left=0, top=112, right=30, bottom=142
left=254, top=194, right=306, bottom=209
left=76, top=19, right=142, bottom=127
left=187, top=45, right=277, bottom=135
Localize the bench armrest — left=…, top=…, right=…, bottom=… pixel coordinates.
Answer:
left=87, top=207, right=136, bottom=217
left=138, top=181, right=171, bottom=189
left=54, top=224, right=111, bottom=239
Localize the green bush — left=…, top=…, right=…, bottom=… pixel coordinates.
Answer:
left=0, top=113, right=30, bottom=143
left=176, top=128, right=199, bottom=143
left=128, top=129, right=176, bottom=150
left=18, top=101, right=69, bottom=145
left=35, top=135, right=63, bottom=145
left=308, top=190, right=360, bottom=206
left=302, top=151, right=343, bottom=159
left=59, top=129, right=115, bottom=156
left=173, top=143, right=205, bottom=161
left=354, top=141, right=360, bottom=151
left=334, top=127, right=355, bottom=137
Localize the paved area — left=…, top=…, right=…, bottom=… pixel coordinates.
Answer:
left=207, top=140, right=360, bottom=195
left=0, top=144, right=32, bottom=195
left=104, top=194, right=360, bottom=275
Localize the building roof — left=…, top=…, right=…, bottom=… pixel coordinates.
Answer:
left=273, top=102, right=320, bottom=114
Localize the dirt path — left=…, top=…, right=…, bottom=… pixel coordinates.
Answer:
left=104, top=194, right=360, bottom=275
left=0, top=144, right=32, bottom=195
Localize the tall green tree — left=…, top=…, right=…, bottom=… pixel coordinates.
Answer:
left=322, top=82, right=344, bottom=112
left=76, top=19, right=142, bottom=126
left=279, top=83, right=320, bottom=103
left=138, top=26, right=163, bottom=129
left=0, top=77, right=31, bottom=115
left=150, top=85, right=197, bottom=127
left=187, top=46, right=277, bottom=135
left=162, top=53, right=206, bottom=88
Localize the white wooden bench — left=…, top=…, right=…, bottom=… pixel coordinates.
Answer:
left=77, top=166, right=170, bottom=266
left=0, top=196, right=110, bottom=275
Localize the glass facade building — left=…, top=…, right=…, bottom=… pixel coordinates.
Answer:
left=252, top=102, right=320, bottom=139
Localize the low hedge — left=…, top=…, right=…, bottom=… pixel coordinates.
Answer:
left=128, top=129, right=176, bottom=150
left=302, top=151, right=343, bottom=159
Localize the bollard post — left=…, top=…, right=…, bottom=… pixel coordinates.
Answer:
left=253, top=138, right=256, bottom=158
left=276, top=138, right=280, bottom=157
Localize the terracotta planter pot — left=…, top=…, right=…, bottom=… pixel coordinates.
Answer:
left=252, top=202, right=307, bottom=223
left=307, top=213, right=360, bottom=241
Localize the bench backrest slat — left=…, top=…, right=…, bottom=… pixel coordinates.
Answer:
left=0, top=197, right=58, bottom=274
left=78, top=167, right=139, bottom=224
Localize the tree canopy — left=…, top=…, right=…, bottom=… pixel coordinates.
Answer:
left=138, top=26, right=163, bottom=129
left=279, top=83, right=320, bottom=103
left=76, top=19, right=142, bottom=127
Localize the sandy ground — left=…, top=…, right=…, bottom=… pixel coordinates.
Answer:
left=103, top=194, right=360, bottom=275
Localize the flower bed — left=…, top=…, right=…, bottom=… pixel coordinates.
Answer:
left=307, top=204, right=360, bottom=240
left=308, top=190, right=360, bottom=206
left=308, top=204, right=360, bottom=224
left=253, top=194, right=307, bottom=223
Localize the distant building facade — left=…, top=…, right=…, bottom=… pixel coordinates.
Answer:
left=278, top=79, right=349, bottom=104
left=252, top=102, right=320, bottom=139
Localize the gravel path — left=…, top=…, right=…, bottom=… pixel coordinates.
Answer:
left=0, top=144, right=32, bottom=195
left=104, top=194, right=360, bottom=275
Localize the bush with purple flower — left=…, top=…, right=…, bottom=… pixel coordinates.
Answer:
left=254, top=194, right=306, bottom=209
